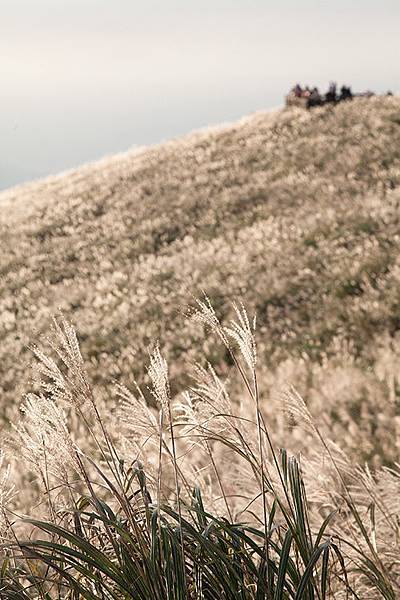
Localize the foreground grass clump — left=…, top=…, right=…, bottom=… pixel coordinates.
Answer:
left=0, top=301, right=399, bottom=598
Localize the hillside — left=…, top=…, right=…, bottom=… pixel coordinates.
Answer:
left=1, top=96, right=400, bottom=465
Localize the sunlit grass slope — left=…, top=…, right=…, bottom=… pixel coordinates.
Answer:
left=1, top=96, right=400, bottom=464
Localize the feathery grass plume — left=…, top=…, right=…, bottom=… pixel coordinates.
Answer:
left=282, top=384, right=314, bottom=431
left=40, top=316, right=128, bottom=493
left=189, top=362, right=233, bottom=432
left=148, top=345, right=171, bottom=419
left=117, top=383, right=160, bottom=445
left=13, top=393, right=81, bottom=486
left=189, top=294, right=229, bottom=345
left=224, top=302, right=257, bottom=373
left=189, top=364, right=264, bottom=462
left=31, top=315, right=92, bottom=411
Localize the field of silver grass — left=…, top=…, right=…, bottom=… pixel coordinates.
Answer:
left=0, top=299, right=399, bottom=598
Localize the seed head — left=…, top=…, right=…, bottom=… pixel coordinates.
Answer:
left=148, top=345, right=170, bottom=418
left=224, top=303, right=257, bottom=371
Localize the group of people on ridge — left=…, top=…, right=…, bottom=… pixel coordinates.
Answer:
left=289, top=82, right=353, bottom=108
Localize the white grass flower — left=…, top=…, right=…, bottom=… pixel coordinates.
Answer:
left=224, top=303, right=257, bottom=371
left=191, top=362, right=232, bottom=419
left=117, top=383, right=159, bottom=444
left=281, top=385, right=313, bottom=430
left=189, top=295, right=229, bottom=345
left=32, top=315, right=92, bottom=410
left=147, top=345, right=170, bottom=418
left=14, top=393, right=81, bottom=483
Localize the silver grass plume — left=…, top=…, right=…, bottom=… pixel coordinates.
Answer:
left=189, top=295, right=229, bottom=345
left=224, top=303, right=257, bottom=372
left=31, top=315, right=92, bottom=410
left=190, top=363, right=232, bottom=431
left=281, top=385, right=314, bottom=431
left=117, top=383, right=160, bottom=444
left=14, top=393, right=81, bottom=483
left=175, top=364, right=231, bottom=451
left=148, top=345, right=170, bottom=420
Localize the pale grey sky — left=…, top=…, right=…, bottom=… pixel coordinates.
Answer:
left=1, top=0, right=399, bottom=190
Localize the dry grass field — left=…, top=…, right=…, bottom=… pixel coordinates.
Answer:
left=1, top=96, right=400, bottom=597
left=1, top=96, right=400, bottom=452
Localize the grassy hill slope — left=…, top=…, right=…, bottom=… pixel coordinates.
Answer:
left=1, top=96, right=400, bottom=463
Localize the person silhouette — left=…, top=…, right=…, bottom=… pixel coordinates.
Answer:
left=326, top=81, right=337, bottom=103
left=339, top=85, right=353, bottom=101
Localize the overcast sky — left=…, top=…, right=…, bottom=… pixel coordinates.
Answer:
left=1, top=0, right=399, bottom=190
